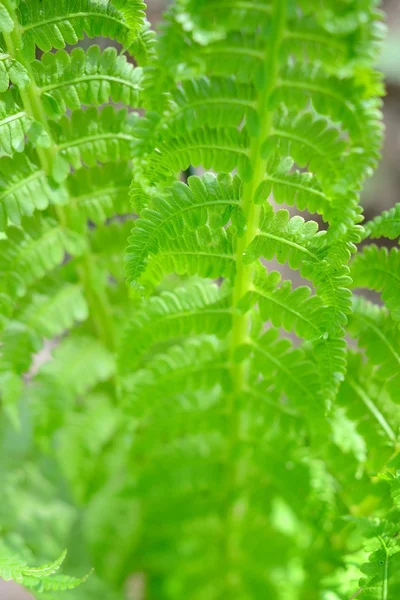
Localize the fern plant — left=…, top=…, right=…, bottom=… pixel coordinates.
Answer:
left=0, top=0, right=399, bottom=598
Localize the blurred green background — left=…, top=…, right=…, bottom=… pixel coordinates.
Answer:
left=1, top=0, right=399, bottom=597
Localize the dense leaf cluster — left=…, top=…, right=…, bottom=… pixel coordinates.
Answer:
left=0, top=0, right=399, bottom=599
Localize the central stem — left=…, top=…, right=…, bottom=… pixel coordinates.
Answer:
left=225, top=0, right=287, bottom=585
left=230, top=0, right=287, bottom=426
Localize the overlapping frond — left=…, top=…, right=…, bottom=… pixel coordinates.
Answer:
left=0, top=90, right=30, bottom=157
left=50, top=106, right=139, bottom=179
left=118, top=2, right=387, bottom=596
left=0, top=48, right=29, bottom=90
left=0, top=215, right=86, bottom=298
left=33, top=46, right=143, bottom=119
left=346, top=474, right=400, bottom=599
left=363, top=203, right=400, bottom=241
left=0, top=545, right=90, bottom=593
left=0, top=152, right=67, bottom=230
left=37, top=335, right=115, bottom=397
left=119, top=280, right=232, bottom=372
left=19, top=284, right=88, bottom=337
left=111, top=0, right=146, bottom=39
left=135, top=0, right=383, bottom=214
left=16, top=0, right=141, bottom=60
left=124, top=336, right=229, bottom=405
left=351, top=245, right=400, bottom=323
left=126, top=173, right=241, bottom=285
left=240, top=266, right=323, bottom=340
left=67, top=162, right=131, bottom=226
left=349, top=297, right=400, bottom=403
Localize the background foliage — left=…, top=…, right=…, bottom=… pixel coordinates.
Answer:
left=0, top=1, right=399, bottom=599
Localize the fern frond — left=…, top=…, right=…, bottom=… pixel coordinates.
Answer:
left=138, top=0, right=383, bottom=226
left=38, top=335, right=115, bottom=397
left=241, top=265, right=324, bottom=340
left=313, top=337, right=348, bottom=409
left=243, top=203, right=324, bottom=271
left=350, top=474, right=400, bottom=599
left=18, top=284, right=88, bottom=337
left=339, top=353, right=399, bottom=454
left=129, top=19, right=157, bottom=67
left=358, top=543, right=400, bottom=598
left=351, top=245, right=400, bottom=322
left=27, top=571, right=92, bottom=592
left=126, top=173, right=242, bottom=285
left=0, top=546, right=67, bottom=583
left=0, top=215, right=86, bottom=298
left=0, top=319, right=39, bottom=374
left=119, top=280, right=232, bottom=372
left=248, top=328, right=325, bottom=425
left=0, top=0, right=388, bottom=597
left=67, top=162, right=131, bottom=226
left=349, top=297, right=400, bottom=403
left=50, top=106, right=139, bottom=178
left=0, top=152, right=68, bottom=230
left=0, top=90, right=30, bottom=157
left=363, top=204, right=400, bottom=241
left=34, top=46, right=143, bottom=119
left=0, top=543, right=91, bottom=593
left=257, top=164, right=331, bottom=223
left=110, top=0, right=146, bottom=40
left=170, top=76, right=256, bottom=131
left=16, top=0, right=140, bottom=61
left=239, top=264, right=348, bottom=407
left=138, top=226, right=236, bottom=290
left=0, top=48, right=29, bottom=90
left=136, top=126, right=251, bottom=203
left=263, top=111, right=348, bottom=186
left=124, top=336, right=230, bottom=406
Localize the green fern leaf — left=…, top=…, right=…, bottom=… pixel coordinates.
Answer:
left=137, top=225, right=236, bottom=290
left=0, top=152, right=68, bottom=230
left=243, top=203, right=323, bottom=270
left=126, top=173, right=242, bottom=285
left=0, top=546, right=66, bottom=582
left=349, top=297, right=400, bottom=403
left=16, top=0, right=138, bottom=61
left=67, top=162, right=131, bottom=226
left=351, top=245, right=400, bottom=322
left=247, top=328, right=324, bottom=424
left=34, top=46, right=143, bottom=119
left=25, top=571, right=92, bottom=592
left=0, top=320, right=39, bottom=374
left=0, top=49, right=29, bottom=90
left=119, top=280, right=232, bottom=372
left=124, top=336, right=230, bottom=409
left=18, top=284, right=88, bottom=337
left=111, top=0, right=146, bottom=39
left=0, top=91, right=29, bottom=157
left=0, top=215, right=86, bottom=298
left=241, top=265, right=324, bottom=340
left=50, top=106, right=139, bottom=178
left=0, top=1, right=14, bottom=33
left=363, top=204, right=400, bottom=241
left=170, top=76, right=256, bottom=131
left=38, top=335, right=115, bottom=397
left=0, top=0, right=390, bottom=597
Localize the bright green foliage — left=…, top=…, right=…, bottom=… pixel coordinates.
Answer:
left=0, top=546, right=90, bottom=593
left=33, top=46, right=143, bottom=119
left=0, top=0, right=398, bottom=599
